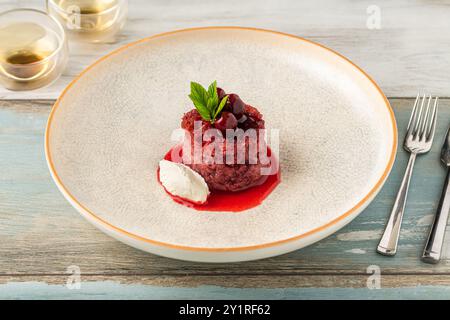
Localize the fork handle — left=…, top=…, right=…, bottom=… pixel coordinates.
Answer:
left=422, top=168, right=450, bottom=264
left=377, top=153, right=417, bottom=256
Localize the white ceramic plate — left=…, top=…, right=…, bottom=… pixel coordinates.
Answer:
left=46, top=27, right=397, bottom=262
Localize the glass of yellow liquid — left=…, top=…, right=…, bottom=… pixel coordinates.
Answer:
left=47, top=0, right=128, bottom=43
left=0, top=9, right=68, bottom=91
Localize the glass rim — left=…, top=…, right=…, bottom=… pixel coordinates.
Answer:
left=47, top=0, right=126, bottom=17
left=0, top=8, right=67, bottom=68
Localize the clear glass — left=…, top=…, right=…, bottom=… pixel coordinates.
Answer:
left=0, top=9, right=68, bottom=91
left=47, top=0, right=128, bottom=43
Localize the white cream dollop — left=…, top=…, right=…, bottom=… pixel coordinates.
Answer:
left=159, top=160, right=210, bottom=204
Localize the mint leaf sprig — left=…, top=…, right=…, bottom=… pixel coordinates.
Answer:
left=188, top=81, right=228, bottom=123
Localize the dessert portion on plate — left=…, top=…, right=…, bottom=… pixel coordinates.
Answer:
left=158, top=81, right=280, bottom=212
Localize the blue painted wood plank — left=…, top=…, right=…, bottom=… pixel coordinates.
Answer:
left=1, top=281, right=450, bottom=300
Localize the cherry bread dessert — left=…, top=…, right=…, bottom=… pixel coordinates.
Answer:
left=181, top=83, right=268, bottom=192
left=158, top=81, right=280, bottom=212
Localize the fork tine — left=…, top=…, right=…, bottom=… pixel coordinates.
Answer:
left=420, top=95, right=432, bottom=140
left=427, top=97, right=439, bottom=141
left=407, top=93, right=420, bottom=130
left=413, top=93, right=426, bottom=137
left=406, top=94, right=421, bottom=137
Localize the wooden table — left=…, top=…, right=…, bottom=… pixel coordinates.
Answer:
left=2, top=0, right=450, bottom=299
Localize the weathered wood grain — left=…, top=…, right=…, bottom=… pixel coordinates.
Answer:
left=1, top=0, right=450, bottom=99
left=2, top=275, right=450, bottom=299
left=1, top=98, right=450, bottom=282
left=4, top=274, right=450, bottom=289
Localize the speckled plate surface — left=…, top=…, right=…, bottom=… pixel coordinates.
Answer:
left=46, top=27, right=397, bottom=262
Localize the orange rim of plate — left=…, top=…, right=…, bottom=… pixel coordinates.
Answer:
left=45, top=26, right=398, bottom=252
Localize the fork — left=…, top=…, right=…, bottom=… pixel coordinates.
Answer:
left=377, top=94, right=439, bottom=256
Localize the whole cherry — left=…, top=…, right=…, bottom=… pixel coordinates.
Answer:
left=217, top=87, right=227, bottom=100
left=214, top=112, right=238, bottom=131
left=227, top=94, right=245, bottom=119
left=241, top=116, right=258, bottom=130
